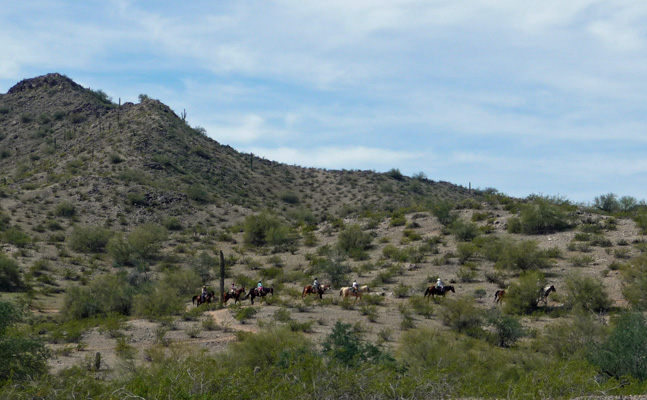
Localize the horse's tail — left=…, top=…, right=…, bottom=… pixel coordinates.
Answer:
left=192, top=295, right=197, bottom=305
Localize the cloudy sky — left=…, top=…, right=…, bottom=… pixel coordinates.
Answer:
left=2, top=1, right=646, bottom=203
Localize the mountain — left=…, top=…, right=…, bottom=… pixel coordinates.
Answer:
left=0, top=73, right=476, bottom=232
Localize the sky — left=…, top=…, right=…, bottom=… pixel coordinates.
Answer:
left=1, top=1, right=647, bottom=204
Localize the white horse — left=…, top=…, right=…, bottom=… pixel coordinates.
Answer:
left=339, top=285, right=370, bottom=303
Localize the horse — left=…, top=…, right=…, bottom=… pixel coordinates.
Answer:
left=339, top=285, right=369, bottom=303
left=302, top=284, right=331, bottom=299
left=244, top=287, right=274, bottom=305
left=424, top=285, right=455, bottom=299
left=222, top=287, right=246, bottom=305
left=494, top=289, right=506, bottom=304
left=192, top=290, right=215, bottom=306
left=538, top=285, right=556, bottom=305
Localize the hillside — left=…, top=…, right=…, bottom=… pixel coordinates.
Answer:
left=2, top=74, right=647, bottom=399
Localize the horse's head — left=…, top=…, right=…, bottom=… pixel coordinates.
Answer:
left=447, top=286, right=455, bottom=293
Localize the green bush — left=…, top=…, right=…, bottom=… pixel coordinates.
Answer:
left=243, top=211, right=295, bottom=248
left=535, top=312, right=607, bottom=360
left=431, top=200, right=456, bottom=226
left=621, top=253, right=647, bottom=310
left=451, top=218, right=479, bottom=241
left=0, top=255, right=26, bottom=291
left=161, top=268, right=202, bottom=296
left=69, top=225, right=112, bottom=253
left=186, top=184, right=210, bottom=203
left=439, top=297, right=484, bottom=336
left=3, top=227, right=31, bottom=248
left=503, top=271, right=545, bottom=315
left=589, top=312, right=647, bottom=380
left=54, top=201, right=76, bottom=217
left=564, top=273, right=611, bottom=313
left=62, top=274, right=135, bottom=320
left=495, top=239, right=552, bottom=271
left=0, top=301, right=49, bottom=382
left=511, top=197, right=574, bottom=234
left=322, top=321, right=393, bottom=366
left=486, top=309, right=524, bottom=348
left=336, top=224, right=373, bottom=260
left=132, top=282, right=184, bottom=319
left=108, top=224, right=166, bottom=265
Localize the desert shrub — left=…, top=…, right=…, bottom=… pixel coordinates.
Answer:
left=62, top=274, right=135, bottom=320
left=593, top=193, right=620, bottom=213
left=161, top=269, right=201, bottom=296
left=486, top=309, right=524, bottom=348
left=232, top=306, right=257, bottom=323
left=336, top=224, right=373, bottom=260
left=451, top=218, right=479, bottom=242
left=279, top=191, right=300, bottom=204
left=439, top=297, right=484, bottom=336
left=132, top=282, right=184, bottom=319
left=589, top=312, right=647, bottom=380
left=243, top=211, right=295, bottom=248
left=3, top=227, right=31, bottom=248
left=621, top=254, right=647, bottom=309
left=503, top=271, right=545, bottom=315
left=511, top=197, right=574, bottom=234
left=495, top=240, right=552, bottom=271
left=0, top=301, right=49, bottom=382
left=390, top=213, right=407, bottom=227
left=69, top=225, right=112, bottom=253
left=227, top=326, right=313, bottom=369
left=54, top=201, right=76, bottom=217
left=108, top=224, right=166, bottom=265
left=322, top=321, right=393, bottom=367
left=457, top=264, right=478, bottom=283
left=570, top=254, right=595, bottom=268
left=430, top=200, right=456, bottom=226
left=564, top=273, right=611, bottom=313
left=187, top=184, right=210, bottom=203
left=456, top=242, right=477, bottom=263
left=535, top=312, right=607, bottom=360
left=0, top=212, right=9, bottom=231
left=385, top=168, right=404, bottom=181
left=163, top=217, right=183, bottom=231
left=189, top=251, right=217, bottom=283
left=408, top=296, right=433, bottom=319
left=0, top=255, right=26, bottom=291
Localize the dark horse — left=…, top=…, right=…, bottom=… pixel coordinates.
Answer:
left=538, top=285, right=556, bottom=305
left=244, top=287, right=274, bottom=305
left=302, top=284, right=331, bottom=299
left=222, top=287, right=246, bottom=305
left=424, top=285, right=455, bottom=299
left=494, top=289, right=506, bottom=304
left=192, top=290, right=215, bottom=306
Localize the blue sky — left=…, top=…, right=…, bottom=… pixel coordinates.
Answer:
left=2, top=1, right=647, bottom=203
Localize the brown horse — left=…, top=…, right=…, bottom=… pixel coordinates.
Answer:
left=424, top=285, right=455, bottom=299
left=339, top=285, right=369, bottom=303
left=244, top=287, right=274, bottom=305
left=302, top=284, right=331, bottom=299
left=192, top=290, right=215, bottom=306
left=222, top=287, right=246, bottom=305
left=538, top=285, right=556, bottom=305
left=494, top=289, right=506, bottom=304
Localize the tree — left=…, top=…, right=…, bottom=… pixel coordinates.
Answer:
left=593, top=193, right=619, bottom=213
left=504, top=271, right=545, bottom=315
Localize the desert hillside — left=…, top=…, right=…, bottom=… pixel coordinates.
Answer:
left=2, top=74, right=647, bottom=399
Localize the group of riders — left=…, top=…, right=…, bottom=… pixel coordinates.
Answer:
left=199, top=275, right=378, bottom=303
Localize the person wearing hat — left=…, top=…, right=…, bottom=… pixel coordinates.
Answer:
left=436, top=277, right=444, bottom=293
left=257, top=280, right=263, bottom=296
left=352, top=279, right=358, bottom=293
left=229, top=281, right=236, bottom=295
left=201, top=285, right=208, bottom=302
left=313, top=277, right=320, bottom=293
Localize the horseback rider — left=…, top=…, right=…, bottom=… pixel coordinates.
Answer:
left=201, top=285, right=208, bottom=302
left=229, top=282, right=236, bottom=295
left=436, top=277, right=444, bottom=293
left=313, top=277, right=320, bottom=293
left=257, top=280, right=263, bottom=296
left=352, top=279, right=358, bottom=293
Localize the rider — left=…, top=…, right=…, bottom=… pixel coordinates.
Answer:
left=436, top=277, right=444, bottom=293
left=201, top=285, right=208, bottom=302
left=352, top=279, right=358, bottom=293
left=230, top=282, right=236, bottom=295
left=313, top=277, right=320, bottom=293
left=257, top=280, right=263, bottom=295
